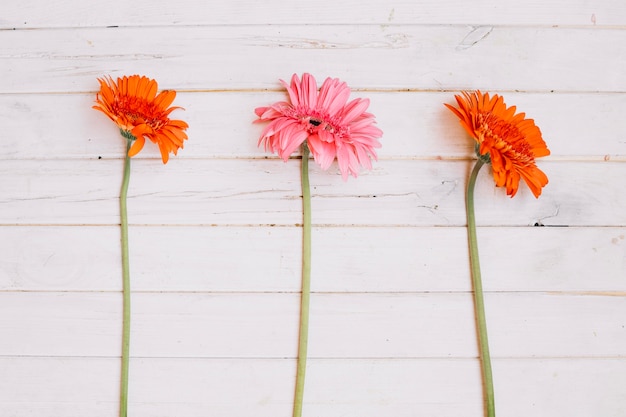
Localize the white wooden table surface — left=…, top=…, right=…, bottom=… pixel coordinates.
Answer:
left=1, top=1, right=625, bottom=416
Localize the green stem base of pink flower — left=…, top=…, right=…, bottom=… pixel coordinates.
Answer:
left=466, top=159, right=495, bottom=417
left=293, top=144, right=312, bottom=417
left=119, top=137, right=132, bottom=417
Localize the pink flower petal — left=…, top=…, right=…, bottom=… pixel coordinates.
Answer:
left=340, top=98, right=370, bottom=124
left=318, top=77, right=350, bottom=117
left=308, top=134, right=336, bottom=170
left=300, top=73, right=318, bottom=110
left=283, top=75, right=301, bottom=107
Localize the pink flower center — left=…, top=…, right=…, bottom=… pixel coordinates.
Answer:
left=282, top=103, right=351, bottom=143
left=304, top=110, right=347, bottom=137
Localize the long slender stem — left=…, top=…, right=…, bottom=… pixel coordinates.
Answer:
left=119, top=138, right=132, bottom=417
left=293, top=144, right=312, bottom=417
left=466, top=159, right=495, bottom=417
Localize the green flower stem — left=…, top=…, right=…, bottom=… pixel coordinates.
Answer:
left=466, top=159, right=495, bottom=417
left=293, top=144, right=312, bottom=417
left=119, top=137, right=132, bottom=417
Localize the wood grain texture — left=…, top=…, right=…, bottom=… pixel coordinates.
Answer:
left=1, top=226, right=623, bottom=293
left=1, top=25, right=625, bottom=93
left=0, top=357, right=625, bottom=417
left=0, top=159, right=623, bottom=226
left=1, top=0, right=625, bottom=415
left=1, top=291, right=624, bottom=358
left=1, top=0, right=624, bottom=27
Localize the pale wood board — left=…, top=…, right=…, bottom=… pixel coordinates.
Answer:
left=0, top=291, right=624, bottom=358
left=0, top=0, right=625, bottom=415
left=0, top=159, right=624, bottom=226
left=2, top=0, right=625, bottom=27
left=1, top=226, right=623, bottom=293
left=0, top=357, right=625, bottom=417
left=1, top=26, right=625, bottom=93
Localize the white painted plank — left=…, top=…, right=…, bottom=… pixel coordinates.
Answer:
left=1, top=356, right=625, bottom=417
left=0, top=159, right=623, bottom=226
left=2, top=91, right=625, bottom=160
left=1, top=0, right=623, bottom=27
left=1, top=26, right=624, bottom=93
left=0, top=292, right=624, bottom=358
left=0, top=1, right=622, bottom=415
left=1, top=226, right=624, bottom=293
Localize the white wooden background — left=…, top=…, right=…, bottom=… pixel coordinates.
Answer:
left=1, top=1, right=626, bottom=416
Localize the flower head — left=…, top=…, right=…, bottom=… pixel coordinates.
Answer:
left=255, top=73, right=382, bottom=179
left=445, top=91, right=550, bottom=198
left=93, top=75, right=188, bottom=164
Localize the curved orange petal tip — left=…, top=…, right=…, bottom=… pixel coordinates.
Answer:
left=128, top=136, right=146, bottom=157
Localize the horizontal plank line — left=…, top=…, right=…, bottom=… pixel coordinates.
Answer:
left=0, top=156, right=624, bottom=163
left=0, top=223, right=613, bottom=228
left=0, top=223, right=622, bottom=228
left=3, top=22, right=626, bottom=32
left=2, top=88, right=626, bottom=96
left=0, top=354, right=624, bottom=360
left=3, top=88, right=626, bottom=95
left=0, top=289, right=622, bottom=296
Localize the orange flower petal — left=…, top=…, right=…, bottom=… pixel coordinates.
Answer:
left=158, top=143, right=170, bottom=164
left=128, top=136, right=146, bottom=157
left=154, top=90, right=176, bottom=110
left=161, top=127, right=186, bottom=147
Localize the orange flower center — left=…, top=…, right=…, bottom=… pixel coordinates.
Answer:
left=114, top=96, right=167, bottom=131
left=477, top=113, right=535, bottom=166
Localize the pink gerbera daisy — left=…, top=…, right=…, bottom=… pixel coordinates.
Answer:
left=254, top=73, right=383, bottom=179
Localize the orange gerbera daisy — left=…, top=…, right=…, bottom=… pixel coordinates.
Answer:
left=445, top=91, right=550, bottom=198
left=93, top=75, right=188, bottom=163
